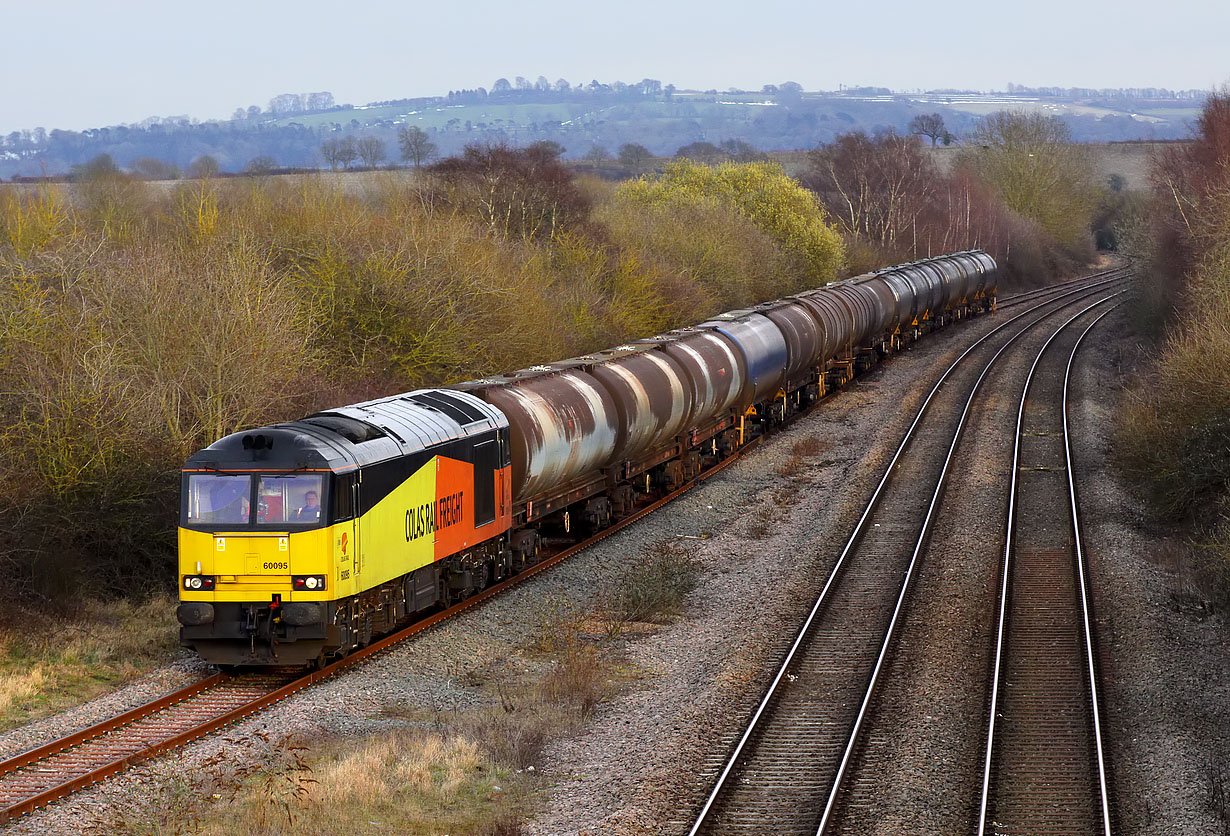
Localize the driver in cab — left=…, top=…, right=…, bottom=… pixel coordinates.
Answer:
left=295, top=490, right=323, bottom=522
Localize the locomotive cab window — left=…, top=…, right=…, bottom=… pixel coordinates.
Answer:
left=185, top=474, right=251, bottom=525
left=256, top=474, right=325, bottom=525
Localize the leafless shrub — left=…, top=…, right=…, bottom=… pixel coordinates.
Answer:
left=601, top=541, right=701, bottom=629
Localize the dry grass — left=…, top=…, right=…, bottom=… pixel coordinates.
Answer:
left=87, top=534, right=691, bottom=834
left=96, top=731, right=527, bottom=836
left=1118, top=236, right=1230, bottom=534
left=1117, top=99, right=1230, bottom=602
left=791, top=436, right=826, bottom=457
left=93, top=586, right=632, bottom=835
left=0, top=595, right=180, bottom=729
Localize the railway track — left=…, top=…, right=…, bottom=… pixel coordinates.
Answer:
left=0, top=445, right=755, bottom=824
left=995, top=267, right=1124, bottom=309
left=975, top=299, right=1120, bottom=835
left=0, top=269, right=1126, bottom=825
left=686, top=268, right=1129, bottom=836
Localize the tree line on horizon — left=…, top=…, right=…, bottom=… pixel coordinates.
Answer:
left=1, top=73, right=1204, bottom=181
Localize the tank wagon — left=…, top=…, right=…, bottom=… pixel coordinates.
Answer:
left=178, top=251, right=997, bottom=665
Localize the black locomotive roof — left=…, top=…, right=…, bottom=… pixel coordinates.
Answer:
left=184, top=388, right=507, bottom=473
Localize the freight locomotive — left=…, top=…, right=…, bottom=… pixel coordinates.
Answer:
left=177, top=251, right=998, bottom=666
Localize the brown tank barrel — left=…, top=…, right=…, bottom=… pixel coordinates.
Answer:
left=549, top=345, right=693, bottom=463
left=632, top=328, right=746, bottom=431
left=452, top=367, right=618, bottom=503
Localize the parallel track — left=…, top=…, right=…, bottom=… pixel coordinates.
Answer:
left=975, top=299, right=1120, bottom=835
left=0, top=269, right=1126, bottom=825
left=686, top=268, right=1129, bottom=836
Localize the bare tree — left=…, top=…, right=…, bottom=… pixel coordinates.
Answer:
left=268, top=93, right=304, bottom=116
left=908, top=113, right=947, bottom=146
left=132, top=157, right=179, bottom=180
left=398, top=126, right=437, bottom=168
left=807, top=131, right=938, bottom=251
left=306, top=91, right=335, bottom=111
left=245, top=155, right=277, bottom=175
left=720, top=139, right=764, bottom=162
left=677, top=141, right=724, bottom=163
left=527, top=140, right=565, bottom=159
left=356, top=136, right=386, bottom=169
left=321, top=137, right=357, bottom=171
left=188, top=155, right=220, bottom=179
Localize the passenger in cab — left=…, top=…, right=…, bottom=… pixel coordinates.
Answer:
left=295, top=490, right=322, bottom=522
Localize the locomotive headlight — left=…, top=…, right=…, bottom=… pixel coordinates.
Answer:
left=189, top=577, right=202, bottom=590
left=291, top=575, right=326, bottom=592
left=305, top=576, right=318, bottom=589
left=183, top=575, right=215, bottom=591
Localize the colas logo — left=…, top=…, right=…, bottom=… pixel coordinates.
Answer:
left=340, top=532, right=348, bottom=555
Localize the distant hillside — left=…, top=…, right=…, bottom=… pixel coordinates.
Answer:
left=0, top=83, right=1204, bottom=180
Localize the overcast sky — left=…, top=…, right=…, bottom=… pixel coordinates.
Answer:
left=3, top=0, right=1227, bottom=134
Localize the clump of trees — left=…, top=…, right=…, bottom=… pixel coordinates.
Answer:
left=428, top=143, right=591, bottom=239
left=619, top=160, right=844, bottom=285
left=806, top=111, right=1103, bottom=284
left=0, top=150, right=847, bottom=603
left=962, top=112, right=1098, bottom=256
left=1117, top=91, right=1230, bottom=598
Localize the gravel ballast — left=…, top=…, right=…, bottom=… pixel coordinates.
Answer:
left=2, top=283, right=1224, bottom=836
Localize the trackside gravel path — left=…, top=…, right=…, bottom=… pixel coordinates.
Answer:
left=0, top=279, right=1224, bottom=835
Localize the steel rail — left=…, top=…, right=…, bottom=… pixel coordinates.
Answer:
left=0, top=435, right=758, bottom=824
left=975, top=298, right=1122, bottom=836
left=995, top=263, right=1129, bottom=309
left=813, top=289, right=1127, bottom=835
left=0, top=270, right=1127, bottom=825
left=686, top=269, right=1130, bottom=836
left=1065, top=304, right=1119, bottom=836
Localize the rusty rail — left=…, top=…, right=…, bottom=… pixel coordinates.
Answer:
left=0, top=421, right=757, bottom=824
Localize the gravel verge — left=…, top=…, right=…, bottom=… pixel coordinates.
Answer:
left=6, top=280, right=1223, bottom=836
left=1075, top=312, right=1229, bottom=835
left=1, top=302, right=998, bottom=835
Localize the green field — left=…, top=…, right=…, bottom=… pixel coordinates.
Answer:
left=267, top=98, right=795, bottom=132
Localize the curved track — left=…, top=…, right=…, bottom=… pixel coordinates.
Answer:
left=975, top=300, right=1120, bottom=836
left=0, top=269, right=1125, bottom=825
left=687, top=269, right=1128, bottom=836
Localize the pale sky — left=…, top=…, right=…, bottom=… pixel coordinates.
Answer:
left=3, top=0, right=1227, bottom=134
